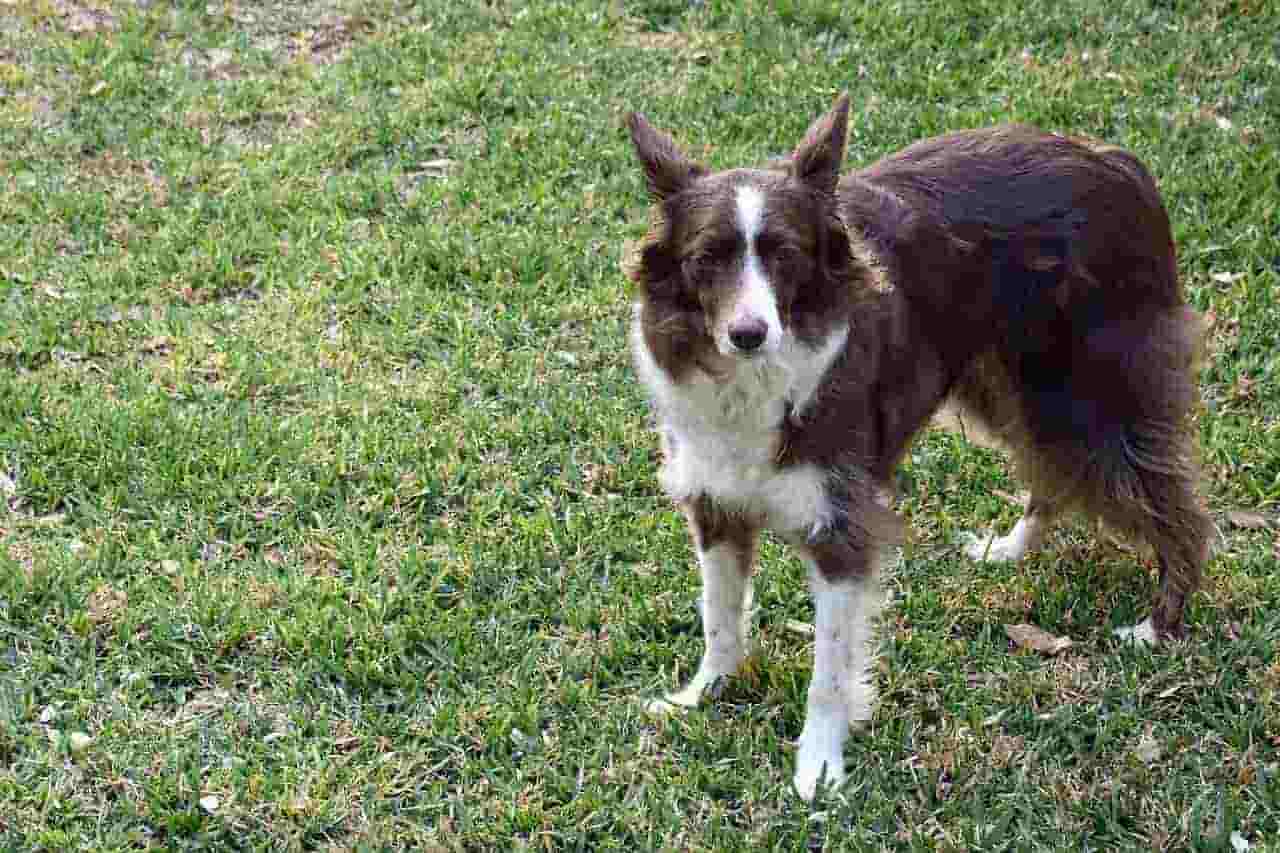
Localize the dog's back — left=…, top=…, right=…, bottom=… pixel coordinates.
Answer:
left=841, top=125, right=1210, bottom=638
left=840, top=126, right=1181, bottom=353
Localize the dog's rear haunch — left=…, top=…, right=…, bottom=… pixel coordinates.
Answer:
left=624, top=94, right=1210, bottom=799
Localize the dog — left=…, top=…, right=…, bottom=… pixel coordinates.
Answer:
left=623, top=94, right=1211, bottom=800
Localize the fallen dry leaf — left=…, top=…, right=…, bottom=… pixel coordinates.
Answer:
left=1135, top=732, right=1163, bottom=763
left=1227, top=510, right=1273, bottom=530
left=1235, top=374, right=1256, bottom=400
left=992, top=488, right=1030, bottom=506
left=64, top=5, right=117, bottom=35
left=333, top=735, right=361, bottom=753
left=87, top=585, right=127, bottom=624
left=1004, top=623, right=1072, bottom=656
left=417, top=158, right=456, bottom=178
left=140, top=335, right=173, bottom=355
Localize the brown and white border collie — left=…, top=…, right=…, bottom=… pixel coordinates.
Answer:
left=623, top=94, right=1211, bottom=800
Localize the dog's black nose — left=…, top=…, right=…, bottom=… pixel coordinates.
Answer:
left=729, top=321, right=768, bottom=352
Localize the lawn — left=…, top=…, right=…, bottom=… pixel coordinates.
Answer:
left=1, top=0, right=1278, bottom=849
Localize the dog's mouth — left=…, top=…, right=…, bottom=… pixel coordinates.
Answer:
left=715, top=338, right=771, bottom=362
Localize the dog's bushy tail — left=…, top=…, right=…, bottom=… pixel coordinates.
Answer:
left=1061, top=303, right=1211, bottom=635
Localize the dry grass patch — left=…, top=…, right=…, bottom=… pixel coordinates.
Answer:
left=204, top=0, right=396, bottom=66
left=86, top=583, right=128, bottom=625
left=4, top=0, right=120, bottom=36
left=79, top=150, right=170, bottom=207
left=1012, top=43, right=1142, bottom=98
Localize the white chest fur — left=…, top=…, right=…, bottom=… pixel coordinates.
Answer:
left=632, top=309, right=847, bottom=538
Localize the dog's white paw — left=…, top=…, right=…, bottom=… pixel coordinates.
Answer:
left=793, top=743, right=845, bottom=802
left=642, top=686, right=706, bottom=716
left=793, top=710, right=848, bottom=801
left=642, top=665, right=731, bottom=716
left=961, top=530, right=1023, bottom=563
left=642, top=695, right=689, bottom=716
left=1114, top=618, right=1159, bottom=646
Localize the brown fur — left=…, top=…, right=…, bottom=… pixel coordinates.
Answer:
left=681, top=494, right=757, bottom=574
left=626, top=97, right=1210, bottom=639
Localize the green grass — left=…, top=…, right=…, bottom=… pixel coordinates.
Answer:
left=1, top=0, right=1278, bottom=849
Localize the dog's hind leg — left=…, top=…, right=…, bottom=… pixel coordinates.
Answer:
left=941, top=359, right=1059, bottom=565
left=964, top=496, right=1058, bottom=564
left=645, top=498, right=757, bottom=715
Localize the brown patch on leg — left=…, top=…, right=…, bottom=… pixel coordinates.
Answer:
left=681, top=494, right=757, bottom=574
left=786, top=467, right=901, bottom=584
left=802, top=533, right=878, bottom=582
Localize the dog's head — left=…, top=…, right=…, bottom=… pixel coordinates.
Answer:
left=625, top=95, right=857, bottom=375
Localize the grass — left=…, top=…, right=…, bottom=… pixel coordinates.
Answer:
left=0, top=0, right=1278, bottom=849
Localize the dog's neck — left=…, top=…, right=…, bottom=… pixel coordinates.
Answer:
left=632, top=311, right=850, bottom=435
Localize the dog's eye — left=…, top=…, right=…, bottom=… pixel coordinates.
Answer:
left=757, top=237, right=800, bottom=266
left=704, top=238, right=738, bottom=261
left=680, top=255, right=706, bottom=282
left=771, top=246, right=810, bottom=277
left=682, top=239, right=735, bottom=279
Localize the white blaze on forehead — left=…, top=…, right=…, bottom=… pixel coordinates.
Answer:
left=729, top=184, right=781, bottom=352
left=735, top=183, right=767, bottom=240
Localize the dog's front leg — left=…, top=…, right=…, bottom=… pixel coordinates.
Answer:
left=646, top=498, right=757, bottom=714
left=792, top=544, right=880, bottom=801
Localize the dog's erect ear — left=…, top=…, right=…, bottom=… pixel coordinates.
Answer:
left=792, top=93, right=850, bottom=195
left=625, top=112, right=705, bottom=201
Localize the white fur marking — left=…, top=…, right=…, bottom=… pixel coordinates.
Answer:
left=1114, top=617, right=1159, bottom=646
left=735, top=183, right=766, bottom=239
left=725, top=185, right=782, bottom=355
left=793, top=564, right=880, bottom=801
left=645, top=543, right=754, bottom=714
left=788, top=327, right=846, bottom=418
left=964, top=514, right=1047, bottom=563
left=631, top=304, right=847, bottom=539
